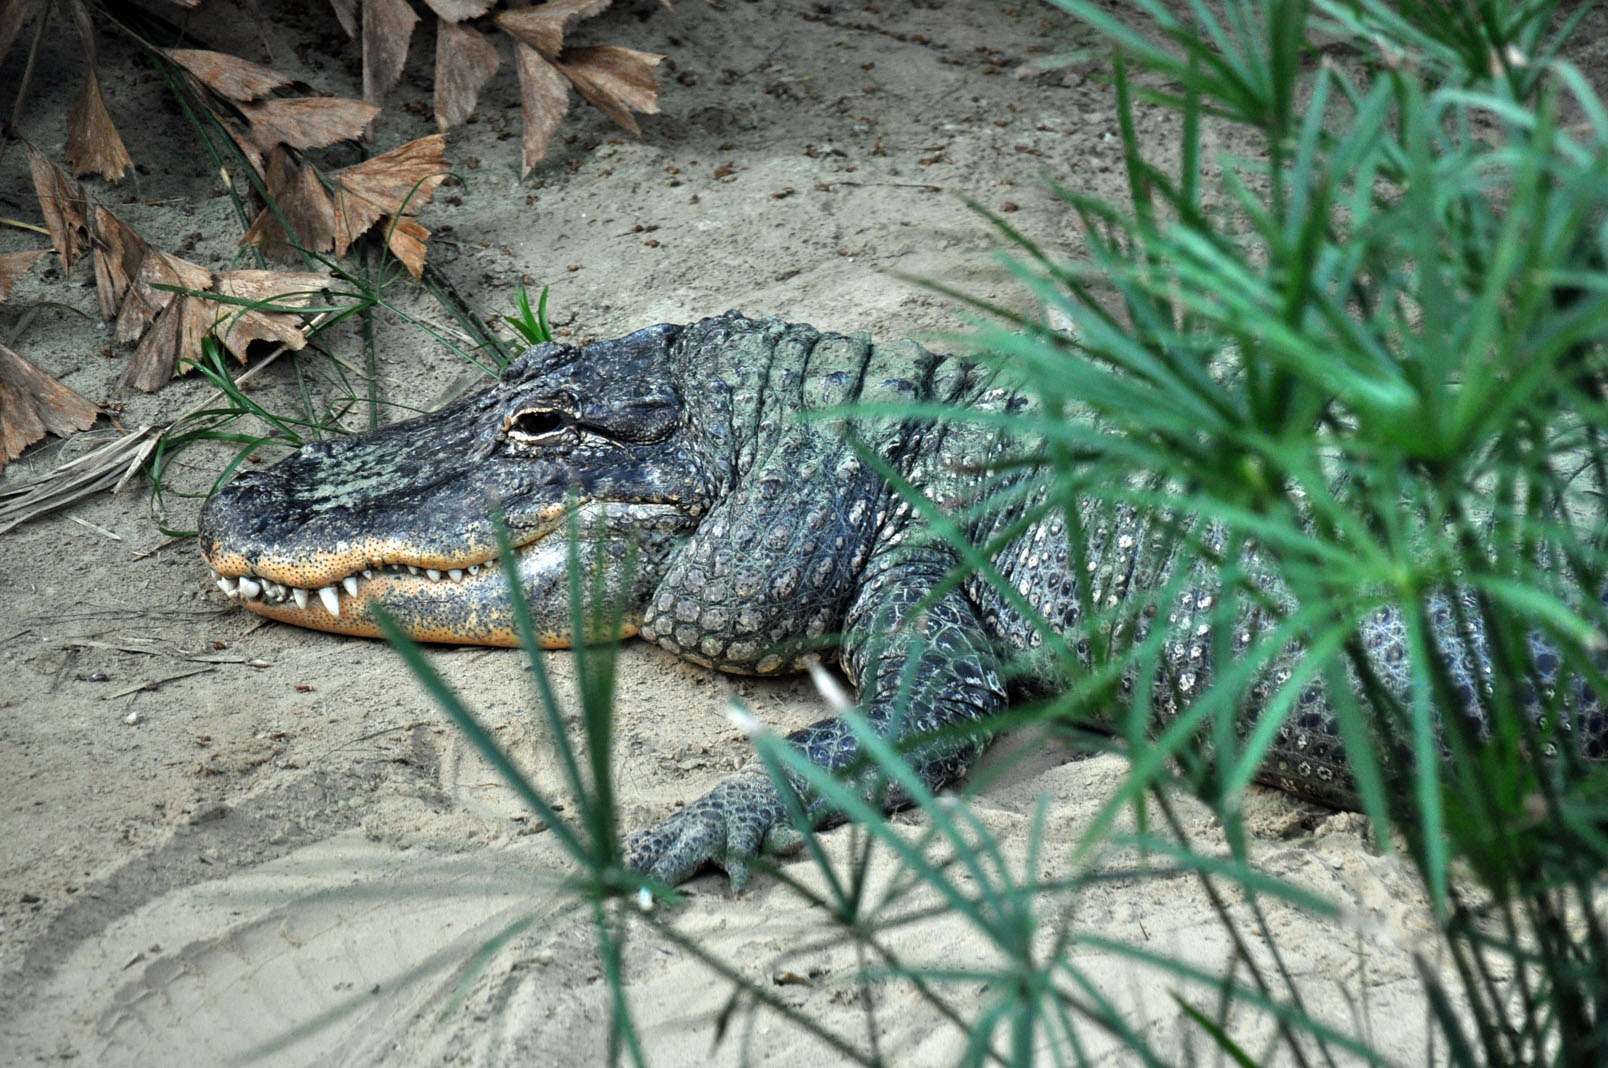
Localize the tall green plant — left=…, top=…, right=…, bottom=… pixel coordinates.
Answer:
left=934, top=0, right=1608, bottom=1061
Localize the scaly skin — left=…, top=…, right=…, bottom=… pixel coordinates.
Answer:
left=199, top=312, right=1608, bottom=889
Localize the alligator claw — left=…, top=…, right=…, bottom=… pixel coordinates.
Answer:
left=625, top=768, right=797, bottom=892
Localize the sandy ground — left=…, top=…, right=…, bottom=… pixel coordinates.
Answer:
left=0, top=1, right=1473, bottom=1063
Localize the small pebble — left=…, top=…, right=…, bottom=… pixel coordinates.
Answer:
left=124, top=711, right=142, bottom=726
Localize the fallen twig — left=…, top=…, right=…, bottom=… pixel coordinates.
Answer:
left=67, top=513, right=121, bottom=539
left=107, top=665, right=215, bottom=699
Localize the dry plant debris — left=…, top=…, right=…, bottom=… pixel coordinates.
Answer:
left=335, top=0, right=663, bottom=176
left=0, top=424, right=158, bottom=532
left=0, top=189, right=97, bottom=469
left=164, top=48, right=449, bottom=274
left=24, top=145, right=330, bottom=393
left=0, top=0, right=665, bottom=468
left=0, top=342, right=99, bottom=465
left=28, top=145, right=91, bottom=271
left=5, top=0, right=665, bottom=184
left=237, top=97, right=382, bottom=152
left=61, top=0, right=132, bottom=181
left=493, top=2, right=662, bottom=175
left=237, top=133, right=451, bottom=276
left=2, top=0, right=142, bottom=181
left=165, top=47, right=294, bottom=100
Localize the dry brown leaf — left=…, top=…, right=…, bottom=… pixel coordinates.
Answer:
left=243, top=146, right=337, bottom=259
left=329, top=187, right=388, bottom=260
left=513, top=43, right=570, bottom=176
left=121, top=295, right=203, bottom=391
left=0, top=250, right=47, bottom=303
left=559, top=45, right=661, bottom=136
left=114, top=249, right=211, bottom=346
left=211, top=269, right=328, bottom=307
left=59, top=0, right=133, bottom=184
left=336, top=133, right=449, bottom=217
left=257, top=144, right=299, bottom=218
left=17, top=183, right=326, bottom=394
left=26, top=144, right=90, bottom=271
left=117, top=262, right=326, bottom=390
left=208, top=270, right=327, bottom=359
left=240, top=97, right=380, bottom=151
left=434, top=19, right=501, bottom=130
left=423, top=0, right=496, bottom=20
left=91, top=205, right=148, bottom=321
left=65, top=68, right=134, bottom=181
left=561, top=46, right=661, bottom=115
left=210, top=303, right=308, bottom=358
left=121, top=267, right=325, bottom=390
left=497, top=0, right=610, bottom=61
left=363, top=0, right=419, bottom=104
left=207, top=107, right=267, bottom=182
left=242, top=136, right=447, bottom=268
left=168, top=48, right=294, bottom=102
left=0, top=342, right=99, bottom=464
left=383, top=217, right=431, bottom=278
left=331, top=134, right=447, bottom=261
left=328, top=0, right=358, bottom=38
left=0, top=0, right=39, bottom=69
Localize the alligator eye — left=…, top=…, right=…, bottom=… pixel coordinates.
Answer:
left=506, top=409, right=567, bottom=444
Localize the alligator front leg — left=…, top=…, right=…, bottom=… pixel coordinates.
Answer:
left=626, top=548, right=1007, bottom=889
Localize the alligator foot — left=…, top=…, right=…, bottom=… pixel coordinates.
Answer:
left=625, top=768, right=806, bottom=891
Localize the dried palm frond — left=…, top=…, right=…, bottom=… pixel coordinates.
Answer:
left=0, top=310, right=331, bottom=532
left=0, top=342, right=100, bottom=466
left=239, top=133, right=450, bottom=276
left=23, top=147, right=332, bottom=393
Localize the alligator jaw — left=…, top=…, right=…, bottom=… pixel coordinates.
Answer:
left=208, top=555, right=534, bottom=644
left=202, top=502, right=681, bottom=646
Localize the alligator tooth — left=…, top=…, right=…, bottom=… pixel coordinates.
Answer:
left=264, top=581, right=285, bottom=600
left=237, top=576, right=262, bottom=599
left=407, top=565, right=421, bottom=575
left=318, top=586, right=340, bottom=617
left=293, top=587, right=310, bottom=610
left=467, top=565, right=480, bottom=576
left=448, top=569, right=464, bottom=581
left=426, top=568, right=442, bottom=581
left=217, top=576, right=239, bottom=597
left=362, top=568, right=375, bottom=580
left=343, top=575, right=360, bottom=597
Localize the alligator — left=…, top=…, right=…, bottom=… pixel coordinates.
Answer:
left=198, top=311, right=1608, bottom=888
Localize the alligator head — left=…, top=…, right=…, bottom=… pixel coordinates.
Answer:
left=198, top=323, right=713, bottom=646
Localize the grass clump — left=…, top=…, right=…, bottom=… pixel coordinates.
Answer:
left=931, top=0, right=1608, bottom=1062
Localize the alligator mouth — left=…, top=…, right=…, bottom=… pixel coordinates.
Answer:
left=204, top=546, right=550, bottom=645
left=209, top=557, right=497, bottom=619
left=201, top=502, right=685, bottom=646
